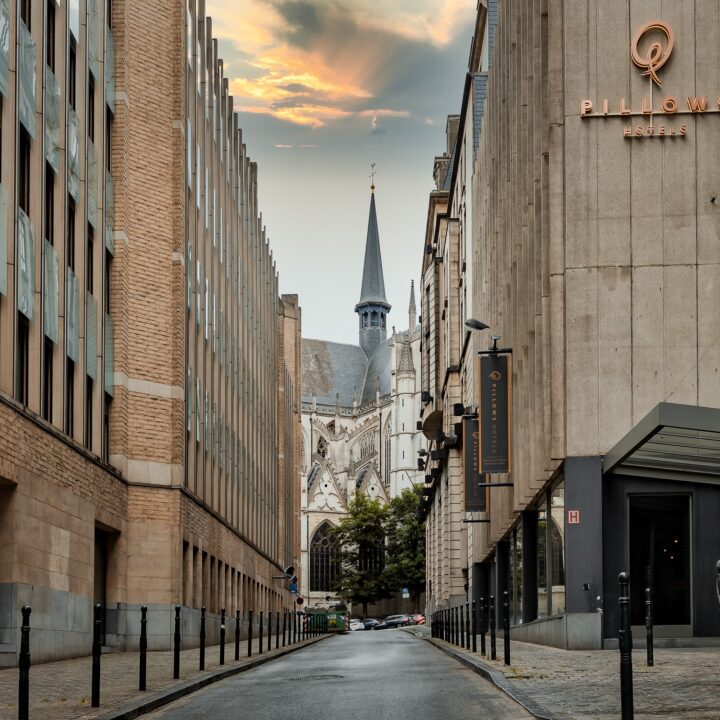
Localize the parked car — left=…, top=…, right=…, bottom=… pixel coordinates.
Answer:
left=362, top=618, right=380, bottom=630
left=349, top=619, right=365, bottom=631
left=373, top=614, right=412, bottom=630
left=412, top=614, right=425, bottom=625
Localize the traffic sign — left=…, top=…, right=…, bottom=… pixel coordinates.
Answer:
left=402, top=587, right=410, bottom=599
left=289, top=582, right=298, bottom=594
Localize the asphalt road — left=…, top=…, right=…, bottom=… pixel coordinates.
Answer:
left=145, top=629, right=532, bottom=719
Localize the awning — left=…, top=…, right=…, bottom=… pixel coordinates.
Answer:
left=604, top=402, right=720, bottom=481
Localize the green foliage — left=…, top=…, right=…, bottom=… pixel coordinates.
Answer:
left=331, top=493, right=390, bottom=615
left=384, top=486, right=426, bottom=611
left=331, top=486, right=427, bottom=615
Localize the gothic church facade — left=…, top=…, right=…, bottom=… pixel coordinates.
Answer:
left=299, top=188, right=425, bottom=611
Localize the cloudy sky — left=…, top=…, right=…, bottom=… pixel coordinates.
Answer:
left=207, top=0, right=474, bottom=345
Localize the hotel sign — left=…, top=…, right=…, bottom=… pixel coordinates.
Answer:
left=463, top=416, right=487, bottom=513
left=580, top=20, right=718, bottom=139
left=478, top=354, right=511, bottom=474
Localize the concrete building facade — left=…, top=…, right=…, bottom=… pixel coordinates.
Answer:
left=422, top=0, right=720, bottom=649
left=0, top=0, right=302, bottom=665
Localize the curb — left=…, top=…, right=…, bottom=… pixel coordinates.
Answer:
left=97, top=635, right=333, bottom=720
left=423, top=637, right=558, bottom=720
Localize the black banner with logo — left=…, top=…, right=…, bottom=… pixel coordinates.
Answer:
left=464, top=417, right=487, bottom=512
left=478, top=354, right=511, bottom=474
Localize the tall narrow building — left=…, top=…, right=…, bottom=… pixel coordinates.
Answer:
left=299, top=186, right=425, bottom=613
left=0, top=0, right=302, bottom=665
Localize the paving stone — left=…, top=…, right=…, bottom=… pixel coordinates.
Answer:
left=0, top=635, right=317, bottom=720
left=417, top=628, right=720, bottom=720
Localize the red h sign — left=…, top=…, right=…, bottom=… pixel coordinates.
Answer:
left=568, top=510, right=580, bottom=525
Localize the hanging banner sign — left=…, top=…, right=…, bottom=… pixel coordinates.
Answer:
left=464, top=416, right=487, bottom=512
left=478, top=354, right=512, bottom=474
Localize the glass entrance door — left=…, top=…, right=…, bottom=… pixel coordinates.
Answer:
left=629, top=494, right=691, bottom=635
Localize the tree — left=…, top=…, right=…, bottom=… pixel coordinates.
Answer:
left=331, top=493, right=390, bottom=616
left=384, top=486, right=426, bottom=613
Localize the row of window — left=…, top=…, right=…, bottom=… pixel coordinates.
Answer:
left=2, top=0, right=116, bottom=461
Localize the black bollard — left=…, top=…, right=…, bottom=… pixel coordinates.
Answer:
left=618, top=572, right=634, bottom=720
left=489, top=595, right=497, bottom=660
left=199, top=606, right=206, bottom=671
left=502, top=591, right=510, bottom=666
left=235, top=609, right=241, bottom=661
left=220, top=608, right=226, bottom=665
left=283, top=611, right=287, bottom=647
left=455, top=605, right=459, bottom=645
left=259, top=611, right=264, bottom=654
left=471, top=601, right=477, bottom=653
left=247, top=610, right=254, bottom=657
left=173, top=605, right=181, bottom=679
left=91, top=603, right=102, bottom=707
left=645, top=588, right=654, bottom=667
left=443, top=609, right=447, bottom=641
left=479, top=598, right=486, bottom=656
left=466, top=602, right=471, bottom=651
left=268, top=610, right=272, bottom=650
left=460, top=604, right=465, bottom=648
left=18, top=606, right=31, bottom=720
left=292, top=611, right=296, bottom=644
left=276, top=609, right=280, bottom=649
left=139, top=606, right=148, bottom=691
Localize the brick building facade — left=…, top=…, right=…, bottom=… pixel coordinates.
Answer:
left=0, top=0, right=302, bottom=665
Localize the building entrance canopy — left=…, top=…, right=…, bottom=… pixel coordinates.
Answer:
left=604, top=403, right=720, bottom=482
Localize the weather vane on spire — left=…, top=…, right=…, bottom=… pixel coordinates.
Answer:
left=370, top=162, right=376, bottom=192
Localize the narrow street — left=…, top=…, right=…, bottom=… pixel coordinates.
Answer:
left=145, top=630, right=531, bottom=720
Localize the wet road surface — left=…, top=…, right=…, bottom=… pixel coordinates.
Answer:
left=145, top=629, right=532, bottom=719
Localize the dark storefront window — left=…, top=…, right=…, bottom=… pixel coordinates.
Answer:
left=550, top=480, right=565, bottom=614
left=537, top=508, right=547, bottom=618
left=514, top=523, right=523, bottom=624
left=629, top=494, right=691, bottom=627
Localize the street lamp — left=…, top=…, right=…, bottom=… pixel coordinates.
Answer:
left=465, top=319, right=489, bottom=331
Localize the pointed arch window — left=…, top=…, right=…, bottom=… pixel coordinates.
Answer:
left=310, top=522, right=340, bottom=592
left=360, top=432, right=375, bottom=459
left=317, top=436, right=328, bottom=458
left=384, top=429, right=391, bottom=485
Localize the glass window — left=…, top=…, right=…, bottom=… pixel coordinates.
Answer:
left=0, top=183, right=8, bottom=297
left=0, top=0, right=10, bottom=98
left=18, top=19, right=36, bottom=138
left=550, top=480, right=565, bottom=615
left=44, top=68, right=61, bottom=172
left=310, top=522, right=340, bottom=592
left=537, top=506, right=547, bottom=619
left=86, top=292, right=98, bottom=381
left=515, top=523, right=523, bottom=624
left=43, top=238, right=59, bottom=343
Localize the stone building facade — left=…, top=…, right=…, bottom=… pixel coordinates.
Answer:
left=422, top=0, right=720, bottom=648
left=0, top=0, right=301, bottom=665
left=299, top=188, right=425, bottom=611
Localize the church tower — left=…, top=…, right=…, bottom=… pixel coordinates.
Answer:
left=355, top=184, right=391, bottom=357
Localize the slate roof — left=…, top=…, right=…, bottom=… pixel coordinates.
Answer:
left=356, top=193, right=389, bottom=308
left=301, top=336, right=392, bottom=407
left=302, top=339, right=368, bottom=406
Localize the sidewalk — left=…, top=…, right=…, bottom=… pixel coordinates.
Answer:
left=409, top=627, right=720, bottom=720
left=0, top=633, right=327, bottom=720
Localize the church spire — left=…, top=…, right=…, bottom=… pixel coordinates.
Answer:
left=355, top=178, right=391, bottom=358
left=357, top=192, right=389, bottom=307
left=408, top=280, right=416, bottom=334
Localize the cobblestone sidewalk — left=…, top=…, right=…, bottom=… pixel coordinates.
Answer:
left=414, top=627, right=720, bottom=720
left=0, top=634, right=321, bottom=720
